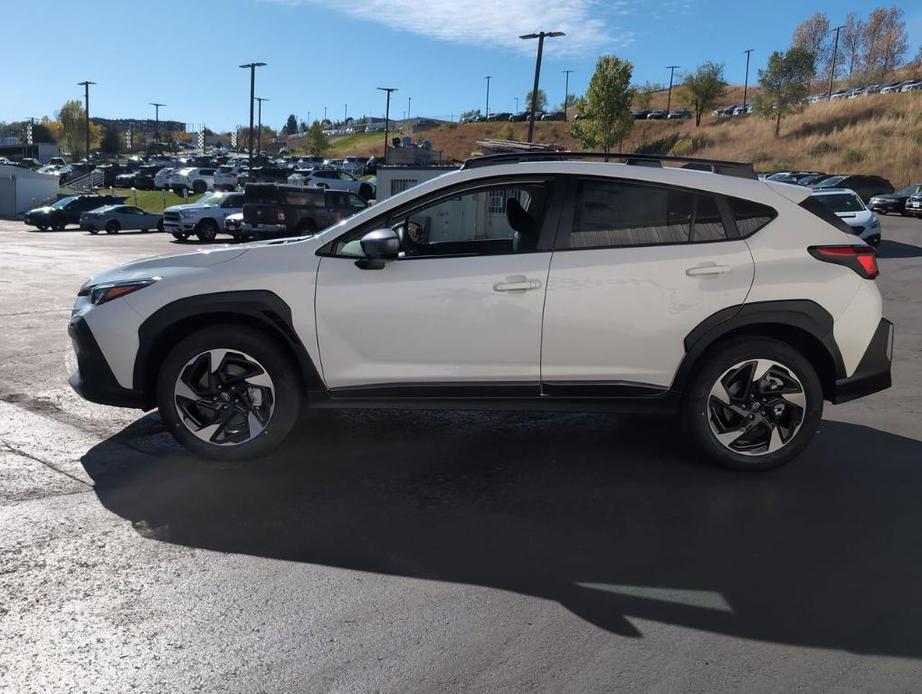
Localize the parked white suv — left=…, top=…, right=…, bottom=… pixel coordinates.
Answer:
left=810, top=188, right=881, bottom=248
left=287, top=168, right=375, bottom=200
left=213, top=164, right=247, bottom=191
left=68, top=153, right=892, bottom=470
left=169, top=167, right=215, bottom=194
left=162, top=191, right=245, bottom=242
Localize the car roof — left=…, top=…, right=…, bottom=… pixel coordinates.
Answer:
left=810, top=187, right=861, bottom=197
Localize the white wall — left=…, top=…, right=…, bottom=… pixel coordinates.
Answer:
left=0, top=165, right=60, bottom=216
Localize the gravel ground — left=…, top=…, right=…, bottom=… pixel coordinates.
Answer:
left=2, top=217, right=922, bottom=693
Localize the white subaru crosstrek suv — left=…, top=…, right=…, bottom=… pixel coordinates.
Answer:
left=810, top=188, right=881, bottom=248
left=68, top=153, right=893, bottom=470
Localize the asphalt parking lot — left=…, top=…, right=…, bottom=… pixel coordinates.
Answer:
left=2, top=216, right=922, bottom=693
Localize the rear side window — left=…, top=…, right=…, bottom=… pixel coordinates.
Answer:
left=727, top=196, right=777, bottom=236
left=244, top=186, right=279, bottom=204
left=798, top=196, right=854, bottom=235
left=561, top=179, right=730, bottom=249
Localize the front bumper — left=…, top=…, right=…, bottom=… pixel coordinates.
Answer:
left=68, top=316, right=145, bottom=408
left=869, top=201, right=903, bottom=213
left=831, top=318, right=893, bottom=403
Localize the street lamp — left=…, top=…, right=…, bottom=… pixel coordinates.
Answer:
left=78, top=81, right=96, bottom=161
left=239, top=62, right=266, bottom=168
left=742, top=50, right=753, bottom=108
left=520, top=31, right=565, bottom=143
left=256, top=97, right=269, bottom=154
left=562, top=70, right=573, bottom=121
left=377, top=87, right=397, bottom=164
left=149, top=102, right=165, bottom=146
left=484, top=76, right=491, bottom=120
left=665, top=65, right=680, bottom=115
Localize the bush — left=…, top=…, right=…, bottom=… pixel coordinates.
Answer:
left=808, top=140, right=839, bottom=156
left=843, top=148, right=865, bottom=164
left=750, top=150, right=772, bottom=163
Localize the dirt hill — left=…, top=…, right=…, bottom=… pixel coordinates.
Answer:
left=326, top=90, right=922, bottom=187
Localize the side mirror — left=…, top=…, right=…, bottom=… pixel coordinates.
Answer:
left=357, top=228, right=399, bottom=269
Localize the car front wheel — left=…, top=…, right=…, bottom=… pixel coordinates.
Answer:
left=683, top=337, right=823, bottom=471
left=156, top=326, right=301, bottom=461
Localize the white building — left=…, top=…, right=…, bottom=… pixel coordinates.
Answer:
left=0, top=165, right=60, bottom=217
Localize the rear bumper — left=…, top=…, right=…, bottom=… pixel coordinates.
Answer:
left=831, top=318, right=893, bottom=403
left=68, top=316, right=145, bottom=409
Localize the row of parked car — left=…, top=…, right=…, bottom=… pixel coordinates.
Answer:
left=633, top=108, right=692, bottom=120
left=460, top=111, right=569, bottom=123
left=810, top=77, right=922, bottom=102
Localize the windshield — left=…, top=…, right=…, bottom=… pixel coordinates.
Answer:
left=814, top=193, right=866, bottom=213
left=196, top=193, right=225, bottom=206
left=50, top=196, right=77, bottom=208
left=817, top=176, right=846, bottom=187
left=897, top=184, right=921, bottom=196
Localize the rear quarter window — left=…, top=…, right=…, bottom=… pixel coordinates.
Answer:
left=798, top=196, right=854, bottom=235
left=727, top=196, right=777, bottom=236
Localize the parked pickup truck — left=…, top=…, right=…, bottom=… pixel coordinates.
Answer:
left=162, top=191, right=244, bottom=241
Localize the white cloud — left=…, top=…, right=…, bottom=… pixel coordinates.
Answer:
left=265, top=0, right=637, bottom=55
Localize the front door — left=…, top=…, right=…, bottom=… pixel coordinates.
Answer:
left=315, top=179, right=558, bottom=395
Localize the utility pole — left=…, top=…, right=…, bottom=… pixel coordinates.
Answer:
left=377, top=87, right=397, bottom=164
left=520, top=31, right=565, bottom=142
left=484, top=76, right=491, bottom=119
left=742, top=50, right=753, bottom=107
left=149, top=102, right=165, bottom=146
left=665, top=65, right=680, bottom=114
left=562, top=69, right=573, bottom=120
left=344, top=104, right=348, bottom=122
left=515, top=97, right=519, bottom=113
left=77, top=81, right=95, bottom=161
left=256, top=97, right=269, bottom=154
left=407, top=96, right=412, bottom=121
left=239, top=62, right=266, bottom=170
left=323, top=106, right=327, bottom=123
left=828, top=24, right=846, bottom=100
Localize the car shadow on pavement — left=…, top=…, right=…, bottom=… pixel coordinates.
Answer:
left=82, top=410, right=922, bottom=657
left=876, top=239, right=922, bottom=258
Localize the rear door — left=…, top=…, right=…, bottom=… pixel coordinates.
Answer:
left=540, top=177, right=756, bottom=393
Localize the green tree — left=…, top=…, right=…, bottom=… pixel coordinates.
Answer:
left=791, top=12, right=830, bottom=81
left=525, top=89, right=548, bottom=112
left=100, top=123, right=121, bottom=155
left=305, top=121, right=329, bottom=157
left=755, top=47, right=815, bottom=137
left=53, top=99, right=98, bottom=158
left=570, top=55, right=635, bottom=154
left=681, top=62, right=727, bottom=126
left=284, top=114, right=298, bottom=135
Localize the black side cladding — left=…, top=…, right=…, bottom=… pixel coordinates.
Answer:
left=799, top=196, right=856, bottom=236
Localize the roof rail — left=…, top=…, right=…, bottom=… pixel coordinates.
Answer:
left=461, top=151, right=757, bottom=179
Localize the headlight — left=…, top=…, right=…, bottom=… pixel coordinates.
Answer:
left=180, top=210, right=194, bottom=217
left=79, top=278, right=159, bottom=306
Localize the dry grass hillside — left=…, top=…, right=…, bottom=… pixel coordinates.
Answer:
left=329, top=91, right=922, bottom=186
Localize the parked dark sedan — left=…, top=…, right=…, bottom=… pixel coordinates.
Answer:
left=812, top=174, right=894, bottom=202
left=647, top=109, right=668, bottom=119
left=868, top=183, right=922, bottom=215
left=23, top=194, right=125, bottom=231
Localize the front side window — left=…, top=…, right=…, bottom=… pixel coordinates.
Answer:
left=561, top=179, right=730, bottom=249
left=332, top=182, right=550, bottom=258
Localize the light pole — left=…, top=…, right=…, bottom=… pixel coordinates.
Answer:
left=256, top=97, right=269, bottom=154
left=562, top=69, right=573, bottom=120
left=78, top=81, right=95, bottom=161
left=484, top=76, right=491, bottom=119
left=665, top=65, right=680, bottom=114
left=239, top=62, right=266, bottom=169
left=344, top=104, right=348, bottom=122
left=323, top=106, right=327, bottom=123
left=408, top=96, right=412, bottom=121
left=742, top=50, right=753, bottom=108
left=149, top=102, right=165, bottom=146
left=515, top=97, right=519, bottom=113
left=520, top=31, right=565, bottom=143
left=828, top=24, right=846, bottom=100
left=377, top=87, right=397, bottom=164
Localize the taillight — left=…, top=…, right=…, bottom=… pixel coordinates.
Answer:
left=808, top=245, right=879, bottom=279
left=277, top=207, right=285, bottom=222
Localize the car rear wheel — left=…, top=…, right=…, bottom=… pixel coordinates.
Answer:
left=683, top=337, right=823, bottom=471
left=156, top=326, right=301, bottom=461
left=105, top=220, right=120, bottom=234
left=172, top=232, right=189, bottom=242
left=196, top=219, right=219, bottom=241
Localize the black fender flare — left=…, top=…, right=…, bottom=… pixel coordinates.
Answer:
left=133, top=290, right=324, bottom=407
left=671, top=300, right=846, bottom=395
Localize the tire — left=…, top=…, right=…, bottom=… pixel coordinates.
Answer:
left=105, top=220, right=120, bottom=234
left=359, top=183, right=373, bottom=201
left=53, top=224, right=66, bottom=231
left=37, top=224, right=48, bottom=231
left=156, top=325, right=301, bottom=461
left=192, top=180, right=207, bottom=195
left=172, top=232, right=189, bottom=242
left=682, top=337, right=823, bottom=471
left=157, top=220, right=164, bottom=232
left=196, top=219, right=219, bottom=242
left=295, top=220, right=317, bottom=237
left=88, top=228, right=99, bottom=235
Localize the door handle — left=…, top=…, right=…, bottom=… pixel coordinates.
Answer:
left=685, top=264, right=732, bottom=277
left=493, top=275, right=542, bottom=292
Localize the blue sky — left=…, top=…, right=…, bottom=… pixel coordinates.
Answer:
left=3, top=0, right=921, bottom=131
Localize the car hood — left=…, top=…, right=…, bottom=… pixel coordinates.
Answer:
left=81, top=245, right=249, bottom=287
left=164, top=203, right=208, bottom=213
left=26, top=206, right=55, bottom=216
left=834, top=209, right=874, bottom=225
